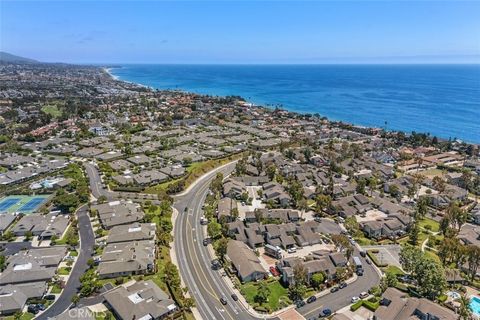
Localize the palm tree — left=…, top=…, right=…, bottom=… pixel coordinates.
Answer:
left=458, top=294, right=473, bottom=320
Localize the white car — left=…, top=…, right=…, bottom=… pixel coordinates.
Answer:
left=287, top=247, right=297, bottom=254
left=359, top=292, right=369, bottom=299
left=351, top=296, right=359, bottom=303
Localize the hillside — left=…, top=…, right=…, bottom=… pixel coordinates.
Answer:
left=0, top=51, right=39, bottom=64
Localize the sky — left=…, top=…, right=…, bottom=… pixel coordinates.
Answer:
left=1, top=1, right=480, bottom=64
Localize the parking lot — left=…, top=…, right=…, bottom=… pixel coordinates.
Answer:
left=361, top=244, right=402, bottom=268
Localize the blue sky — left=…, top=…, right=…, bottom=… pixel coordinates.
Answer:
left=1, top=1, right=479, bottom=64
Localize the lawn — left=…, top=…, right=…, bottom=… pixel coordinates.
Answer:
left=240, top=279, right=290, bottom=312
left=41, top=105, right=62, bottom=118
left=69, top=250, right=78, bottom=257
left=418, top=218, right=440, bottom=233
left=424, top=249, right=441, bottom=263
left=382, top=265, right=405, bottom=276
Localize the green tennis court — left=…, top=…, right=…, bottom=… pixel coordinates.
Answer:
left=0, top=194, right=52, bottom=214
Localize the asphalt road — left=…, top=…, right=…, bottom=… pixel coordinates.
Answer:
left=84, top=162, right=114, bottom=199
left=37, top=204, right=95, bottom=320
left=173, top=163, right=381, bottom=320
left=296, top=248, right=380, bottom=319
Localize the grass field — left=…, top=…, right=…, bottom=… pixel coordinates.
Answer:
left=240, top=279, right=290, bottom=312
left=418, top=218, right=440, bottom=232
left=41, top=105, right=62, bottom=118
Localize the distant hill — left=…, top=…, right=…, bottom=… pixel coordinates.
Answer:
left=0, top=52, right=39, bottom=64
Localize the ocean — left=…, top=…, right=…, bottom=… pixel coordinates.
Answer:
left=110, top=64, right=480, bottom=143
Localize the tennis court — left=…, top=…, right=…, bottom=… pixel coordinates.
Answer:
left=0, top=194, right=52, bottom=214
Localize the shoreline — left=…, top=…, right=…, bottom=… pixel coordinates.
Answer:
left=107, top=66, right=479, bottom=146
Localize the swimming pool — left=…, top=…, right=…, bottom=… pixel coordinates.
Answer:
left=470, top=296, right=480, bottom=316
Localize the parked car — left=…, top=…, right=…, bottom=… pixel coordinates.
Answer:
left=231, top=294, right=238, bottom=301
left=44, top=294, right=56, bottom=301
left=287, top=247, right=297, bottom=254
left=320, top=308, right=332, bottom=317
left=269, top=266, right=280, bottom=277
left=351, top=296, right=360, bottom=303
left=366, top=258, right=372, bottom=265
left=360, top=292, right=369, bottom=299
left=203, top=239, right=209, bottom=246
left=330, top=286, right=339, bottom=293
left=296, top=300, right=306, bottom=308
left=339, top=282, right=347, bottom=289
left=220, top=297, right=228, bottom=305
left=36, top=304, right=46, bottom=311
left=27, top=305, right=39, bottom=314
left=360, top=250, right=367, bottom=257
left=356, top=269, right=364, bottom=276
left=200, top=216, right=208, bottom=225
left=211, top=259, right=221, bottom=270
left=307, top=295, right=317, bottom=303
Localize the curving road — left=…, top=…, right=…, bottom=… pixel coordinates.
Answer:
left=36, top=204, right=95, bottom=320
left=173, top=162, right=381, bottom=320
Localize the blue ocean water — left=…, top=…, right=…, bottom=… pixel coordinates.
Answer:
left=111, top=64, right=480, bottom=143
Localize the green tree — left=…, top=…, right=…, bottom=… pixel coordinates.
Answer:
left=255, top=282, right=270, bottom=304
left=311, top=273, right=325, bottom=289
left=458, top=294, right=473, bottom=320
left=315, top=194, right=332, bottom=215
left=214, top=237, right=229, bottom=260
left=289, top=263, right=308, bottom=301
left=207, top=221, right=222, bottom=239
left=466, top=244, right=480, bottom=281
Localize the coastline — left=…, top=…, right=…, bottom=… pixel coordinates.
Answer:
left=107, top=66, right=479, bottom=145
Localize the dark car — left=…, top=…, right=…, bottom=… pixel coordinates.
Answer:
left=231, top=293, right=238, bottom=301
left=220, top=297, right=228, bottom=305
left=211, top=260, right=221, bottom=270
left=37, top=304, right=46, bottom=311
left=44, top=294, right=56, bottom=301
left=203, top=239, right=209, bottom=246
left=360, top=250, right=367, bottom=257
left=330, top=286, right=339, bottom=293
left=339, top=282, right=347, bottom=289
left=296, top=300, right=306, bottom=308
left=27, top=305, right=39, bottom=314
left=366, top=258, right=372, bottom=265
left=320, top=308, right=332, bottom=317
left=307, top=295, right=317, bottom=303
left=356, top=269, right=364, bottom=276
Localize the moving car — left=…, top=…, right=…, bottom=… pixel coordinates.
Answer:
left=202, top=239, right=209, bottom=246
left=220, top=297, right=228, bottom=305
left=360, top=291, right=369, bottom=299
left=356, top=269, right=364, bottom=276
left=307, top=295, right=317, bottom=303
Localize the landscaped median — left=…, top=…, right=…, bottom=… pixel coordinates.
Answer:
left=144, top=152, right=245, bottom=195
